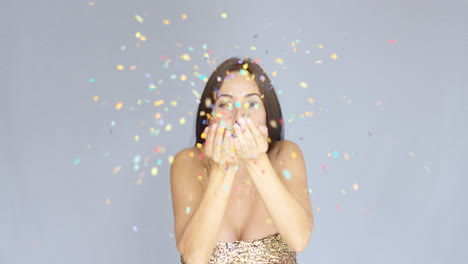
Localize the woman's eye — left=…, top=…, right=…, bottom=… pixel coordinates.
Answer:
left=250, top=102, right=259, bottom=108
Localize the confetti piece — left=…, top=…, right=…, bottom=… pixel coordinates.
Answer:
left=171, top=101, right=178, bottom=106
left=250, top=46, right=256, bottom=50
left=272, top=71, right=277, bottom=77
left=105, top=198, right=111, bottom=205
left=115, top=102, right=123, bottom=110
left=135, top=15, right=143, bottom=23
left=165, top=124, right=172, bottom=131
left=353, top=184, right=359, bottom=191
left=163, top=19, right=170, bottom=25
left=112, top=166, right=121, bottom=174
left=221, top=13, right=228, bottom=18
left=182, top=13, right=187, bottom=19
left=389, top=39, right=397, bottom=44
left=299, top=82, right=307, bottom=88
left=133, top=225, right=138, bottom=232
left=266, top=218, right=272, bottom=224
left=275, top=58, right=284, bottom=65
left=168, top=155, right=174, bottom=164
left=180, top=54, right=191, bottom=61
left=331, top=53, right=338, bottom=60
left=283, top=169, right=291, bottom=180
left=291, top=152, right=297, bottom=158
left=88, top=2, right=95, bottom=6
left=179, top=117, right=186, bottom=124
left=135, top=135, right=140, bottom=142
left=135, top=32, right=141, bottom=38
left=74, top=158, right=80, bottom=165
left=116, top=65, right=124, bottom=70
left=180, top=74, right=187, bottom=81
left=93, top=96, right=98, bottom=101
left=186, top=206, right=191, bottom=214
left=151, top=167, right=158, bottom=176
left=89, top=78, right=95, bottom=83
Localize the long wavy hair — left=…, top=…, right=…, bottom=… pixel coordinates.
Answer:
left=192, top=56, right=284, bottom=154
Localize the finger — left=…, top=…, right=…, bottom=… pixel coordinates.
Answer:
left=233, top=122, right=249, bottom=157
left=206, top=123, right=217, bottom=156
left=214, top=125, right=226, bottom=161
left=243, top=118, right=259, bottom=150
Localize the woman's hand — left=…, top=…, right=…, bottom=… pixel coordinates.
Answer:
left=232, top=118, right=269, bottom=161
left=202, top=121, right=239, bottom=169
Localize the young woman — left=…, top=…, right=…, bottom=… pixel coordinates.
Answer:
left=170, top=57, right=314, bottom=263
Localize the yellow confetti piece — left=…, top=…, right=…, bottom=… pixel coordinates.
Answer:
left=299, top=82, right=307, bottom=88
left=275, top=58, right=284, bottom=65
left=154, top=100, right=164, bottom=106
left=182, top=13, right=187, bottom=19
left=201, top=132, right=207, bottom=139
left=171, top=101, right=178, bottom=106
left=140, top=36, right=146, bottom=41
left=113, top=166, right=121, bottom=174
left=180, top=74, right=187, bottom=81
left=269, top=119, right=277, bottom=128
left=165, top=124, right=172, bottom=131
left=135, top=15, right=143, bottom=23
left=130, top=65, right=136, bottom=70
left=179, top=117, right=186, bottom=124
left=266, top=218, right=272, bottom=224
left=93, top=96, right=99, bottom=101
left=341, top=189, right=347, bottom=195
left=135, top=135, right=139, bottom=142
left=189, top=152, right=194, bottom=157
left=168, top=155, right=174, bottom=165
left=163, top=19, right=170, bottom=25
left=180, top=54, right=191, bottom=61
left=116, top=65, right=124, bottom=70
left=154, top=113, right=161, bottom=119
left=221, top=13, right=228, bottom=18
left=291, top=152, right=297, bottom=158
left=192, top=89, right=200, bottom=98
left=196, top=143, right=202, bottom=149
left=151, top=167, right=158, bottom=176
left=353, top=183, right=359, bottom=191
left=272, top=71, right=277, bottom=77
left=344, top=153, right=350, bottom=160
left=307, top=97, right=314, bottom=103
left=331, top=53, right=338, bottom=60
left=135, top=32, right=141, bottom=38
left=250, top=46, right=256, bottom=50
left=115, top=102, right=123, bottom=110
left=105, top=198, right=111, bottom=205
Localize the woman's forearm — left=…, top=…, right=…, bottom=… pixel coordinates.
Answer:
left=179, top=165, right=236, bottom=264
left=245, top=153, right=312, bottom=252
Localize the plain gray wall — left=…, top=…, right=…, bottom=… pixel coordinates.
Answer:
left=1, top=0, right=467, bottom=263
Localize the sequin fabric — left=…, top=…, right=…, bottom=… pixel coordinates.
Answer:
left=180, top=233, right=297, bottom=264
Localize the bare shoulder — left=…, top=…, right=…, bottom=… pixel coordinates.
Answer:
left=172, top=146, right=205, bottom=169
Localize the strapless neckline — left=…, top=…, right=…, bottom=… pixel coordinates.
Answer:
left=216, top=232, right=280, bottom=245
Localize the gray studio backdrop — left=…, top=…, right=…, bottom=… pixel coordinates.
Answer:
left=1, top=0, right=467, bottom=263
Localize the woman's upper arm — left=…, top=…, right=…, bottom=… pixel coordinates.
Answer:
left=170, top=148, right=205, bottom=253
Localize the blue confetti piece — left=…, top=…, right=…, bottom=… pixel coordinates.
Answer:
left=283, top=170, right=291, bottom=180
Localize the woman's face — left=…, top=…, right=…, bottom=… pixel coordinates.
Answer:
left=210, top=71, right=266, bottom=137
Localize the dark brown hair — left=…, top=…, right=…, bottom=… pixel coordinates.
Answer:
left=193, top=56, right=284, bottom=154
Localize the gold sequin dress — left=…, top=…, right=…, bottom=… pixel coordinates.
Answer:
left=180, top=233, right=297, bottom=264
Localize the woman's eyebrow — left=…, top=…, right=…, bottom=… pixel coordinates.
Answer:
left=217, top=93, right=261, bottom=100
